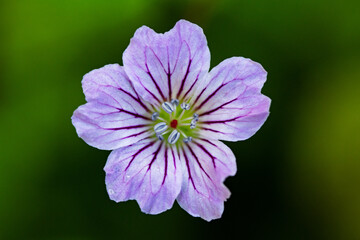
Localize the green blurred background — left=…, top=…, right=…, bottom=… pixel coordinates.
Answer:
left=1, top=0, right=359, bottom=239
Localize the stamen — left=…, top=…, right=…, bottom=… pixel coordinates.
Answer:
left=157, top=135, right=164, bottom=141
left=168, top=130, right=180, bottom=144
left=181, top=116, right=194, bottom=121
left=178, top=109, right=186, bottom=120
left=191, top=119, right=198, bottom=125
left=180, top=103, right=190, bottom=110
left=157, top=116, right=167, bottom=122
left=161, top=129, right=171, bottom=135
left=162, top=102, right=174, bottom=114
left=183, top=137, right=192, bottom=143
left=154, top=122, right=168, bottom=134
left=151, top=112, right=159, bottom=121
left=178, top=129, right=188, bottom=138
left=171, top=99, right=179, bottom=106
left=193, top=113, right=199, bottom=119
left=171, top=99, right=178, bottom=117
left=190, top=118, right=197, bottom=129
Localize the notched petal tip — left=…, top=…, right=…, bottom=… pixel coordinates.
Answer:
left=176, top=139, right=236, bottom=221
left=123, top=19, right=210, bottom=105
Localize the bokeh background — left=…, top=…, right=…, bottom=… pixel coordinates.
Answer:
left=1, top=0, right=359, bottom=239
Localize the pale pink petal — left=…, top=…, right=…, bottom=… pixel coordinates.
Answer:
left=71, top=64, right=152, bottom=150
left=104, top=140, right=182, bottom=214
left=176, top=139, right=236, bottom=221
left=123, top=19, right=210, bottom=106
left=193, top=57, right=271, bottom=141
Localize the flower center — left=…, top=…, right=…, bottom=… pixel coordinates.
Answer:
left=170, top=119, right=178, bottom=128
left=151, top=99, right=199, bottom=144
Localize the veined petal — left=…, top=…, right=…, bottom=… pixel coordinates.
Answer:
left=104, top=140, right=182, bottom=214
left=72, top=102, right=152, bottom=150
left=71, top=64, right=152, bottom=150
left=176, top=139, right=236, bottom=221
left=194, top=57, right=271, bottom=141
left=123, top=19, right=210, bottom=105
left=82, top=64, right=151, bottom=113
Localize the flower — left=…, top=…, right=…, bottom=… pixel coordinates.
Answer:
left=71, top=19, right=270, bottom=221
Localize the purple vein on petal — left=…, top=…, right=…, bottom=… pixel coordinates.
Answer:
left=195, top=83, right=228, bottom=110
left=116, top=108, right=150, bottom=120
left=121, top=130, right=149, bottom=140
left=162, top=146, right=168, bottom=185
left=147, top=143, right=163, bottom=171
left=167, top=62, right=172, bottom=101
left=138, top=79, right=162, bottom=104
left=166, top=46, right=172, bottom=101
left=183, top=150, right=196, bottom=190
left=176, top=59, right=192, bottom=99
left=105, top=124, right=148, bottom=131
left=145, top=60, right=166, bottom=101
left=201, top=115, right=246, bottom=124
left=199, top=98, right=238, bottom=116
left=200, top=127, right=221, bottom=133
left=194, top=142, right=216, bottom=169
left=192, top=88, right=206, bottom=106
left=118, top=88, right=150, bottom=112
left=125, top=141, right=155, bottom=171
left=186, top=144, right=211, bottom=180
left=192, top=67, right=228, bottom=107
left=170, top=147, right=176, bottom=170
left=182, top=72, right=199, bottom=100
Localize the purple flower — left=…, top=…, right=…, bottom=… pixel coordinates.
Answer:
left=71, top=20, right=270, bottom=221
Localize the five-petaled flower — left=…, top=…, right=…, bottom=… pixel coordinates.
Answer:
left=71, top=20, right=270, bottom=221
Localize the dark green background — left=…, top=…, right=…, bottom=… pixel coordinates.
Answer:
left=1, top=0, right=359, bottom=239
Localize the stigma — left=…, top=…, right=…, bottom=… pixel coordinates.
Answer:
left=170, top=119, right=178, bottom=128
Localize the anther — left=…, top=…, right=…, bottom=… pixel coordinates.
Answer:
left=154, top=122, right=168, bottom=134
left=183, top=137, right=192, bottom=143
left=180, top=103, right=190, bottom=110
left=171, top=99, right=179, bottom=106
left=168, top=130, right=180, bottom=144
left=162, top=102, right=174, bottom=113
left=151, top=112, right=159, bottom=121
left=157, top=135, right=164, bottom=141
left=190, top=118, right=198, bottom=129
left=193, top=113, right=199, bottom=119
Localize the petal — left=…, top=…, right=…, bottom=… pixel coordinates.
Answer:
left=123, top=19, right=210, bottom=106
left=104, top=140, right=182, bottom=215
left=176, top=139, right=236, bottom=221
left=71, top=64, right=152, bottom=150
left=193, top=57, right=271, bottom=141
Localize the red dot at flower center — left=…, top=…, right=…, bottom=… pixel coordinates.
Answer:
left=170, top=119, right=178, bottom=128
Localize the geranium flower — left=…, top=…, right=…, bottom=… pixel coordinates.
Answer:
left=72, top=20, right=270, bottom=221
